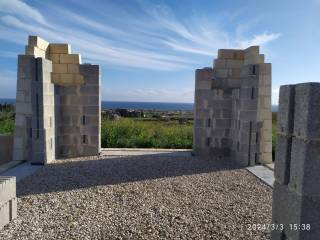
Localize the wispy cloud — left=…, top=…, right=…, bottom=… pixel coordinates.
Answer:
left=0, top=0, right=46, bottom=25
left=237, top=32, right=281, bottom=49
left=0, top=0, right=281, bottom=71
left=103, top=88, right=194, bottom=102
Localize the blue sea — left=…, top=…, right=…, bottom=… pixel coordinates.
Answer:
left=0, top=98, right=279, bottom=112
left=0, top=98, right=193, bottom=111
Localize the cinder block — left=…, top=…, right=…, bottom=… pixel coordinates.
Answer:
left=47, top=54, right=60, bottom=63
left=272, top=182, right=320, bottom=240
left=258, top=63, right=271, bottom=75
left=289, top=137, right=320, bottom=196
left=274, top=135, right=292, bottom=185
left=59, top=54, right=81, bottom=64
left=239, top=110, right=257, bottom=121
left=293, top=83, right=320, bottom=140
left=218, top=49, right=244, bottom=60
left=84, top=106, right=99, bottom=115
left=80, top=85, right=99, bottom=95
left=53, top=64, right=67, bottom=74
left=240, top=99, right=258, bottom=110
left=225, top=59, right=243, bottom=68
left=278, top=85, right=295, bottom=135
left=0, top=177, right=16, bottom=204
left=214, top=69, right=228, bottom=78
left=271, top=182, right=301, bottom=240
left=49, top=44, right=71, bottom=54
left=25, top=45, right=46, bottom=58
left=244, top=46, right=259, bottom=57
left=51, top=73, right=84, bottom=86
left=67, top=64, right=79, bottom=74
left=226, top=78, right=241, bottom=89
left=28, top=36, right=49, bottom=51
left=213, top=59, right=226, bottom=68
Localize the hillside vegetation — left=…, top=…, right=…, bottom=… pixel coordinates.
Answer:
left=0, top=112, right=278, bottom=158
left=101, top=118, right=193, bottom=149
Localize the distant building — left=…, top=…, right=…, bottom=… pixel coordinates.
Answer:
left=13, top=36, right=101, bottom=164
left=193, top=46, right=272, bottom=166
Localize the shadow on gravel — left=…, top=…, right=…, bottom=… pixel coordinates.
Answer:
left=18, top=153, right=241, bottom=197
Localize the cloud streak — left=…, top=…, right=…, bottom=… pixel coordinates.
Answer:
left=0, top=0, right=281, bottom=71
left=0, top=0, right=46, bottom=25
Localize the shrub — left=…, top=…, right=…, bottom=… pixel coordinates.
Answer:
left=101, top=118, right=193, bottom=149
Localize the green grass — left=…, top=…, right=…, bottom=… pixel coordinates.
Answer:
left=101, top=118, right=193, bottom=149
left=0, top=113, right=278, bottom=156
left=0, top=118, right=14, bottom=135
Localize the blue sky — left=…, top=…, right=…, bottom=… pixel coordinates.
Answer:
left=0, top=0, right=319, bottom=104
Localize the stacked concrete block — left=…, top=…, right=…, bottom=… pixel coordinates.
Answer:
left=55, top=64, right=101, bottom=157
left=0, top=135, right=13, bottom=165
left=0, top=176, right=17, bottom=230
left=193, top=46, right=272, bottom=166
left=13, top=35, right=101, bottom=163
left=272, top=83, right=320, bottom=240
left=25, top=36, right=49, bottom=58
left=48, top=44, right=83, bottom=86
left=13, top=55, right=35, bottom=161
left=30, top=58, right=55, bottom=164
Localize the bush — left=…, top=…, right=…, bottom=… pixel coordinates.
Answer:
left=0, top=118, right=14, bottom=134
left=101, top=118, right=193, bottom=149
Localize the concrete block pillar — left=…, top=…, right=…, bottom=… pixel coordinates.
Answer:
left=272, top=83, right=320, bottom=240
left=30, top=58, right=55, bottom=164
left=13, top=55, right=35, bottom=161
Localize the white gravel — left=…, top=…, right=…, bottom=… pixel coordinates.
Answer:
left=0, top=154, right=272, bottom=239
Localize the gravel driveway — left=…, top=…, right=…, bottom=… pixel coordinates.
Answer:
left=0, top=154, right=272, bottom=240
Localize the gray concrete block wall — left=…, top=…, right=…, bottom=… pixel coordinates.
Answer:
left=55, top=64, right=101, bottom=158
left=272, top=83, right=320, bottom=240
left=13, top=55, right=35, bottom=161
left=193, top=46, right=272, bottom=166
left=30, top=58, right=55, bottom=164
left=14, top=36, right=101, bottom=163
left=0, top=135, right=13, bottom=165
left=0, top=176, right=17, bottom=230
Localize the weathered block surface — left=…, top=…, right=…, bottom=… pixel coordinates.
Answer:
left=272, top=82, right=320, bottom=240
left=0, top=135, right=13, bottom=165
left=0, top=176, right=17, bottom=230
left=193, top=46, right=272, bottom=166
left=14, top=35, right=101, bottom=163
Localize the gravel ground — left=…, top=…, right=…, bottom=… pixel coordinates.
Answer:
left=0, top=154, right=272, bottom=240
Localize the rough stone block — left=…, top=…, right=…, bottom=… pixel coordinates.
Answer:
left=67, top=64, right=79, bottom=74
left=59, top=54, right=81, bottom=64
left=225, top=59, right=243, bottom=68
left=274, top=135, right=292, bottom=185
left=0, top=135, right=13, bottom=165
left=25, top=45, right=46, bottom=58
left=258, top=63, right=271, bottom=75
left=272, top=182, right=320, bottom=240
left=28, top=36, right=49, bottom=51
left=51, top=73, right=84, bottom=86
left=239, top=110, right=257, bottom=121
left=53, top=64, right=67, bottom=74
left=214, top=69, right=228, bottom=78
left=47, top=54, right=60, bottom=63
left=218, top=49, right=244, bottom=60
left=289, top=137, right=320, bottom=196
left=49, top=44, right=71, bottom=54
left=0, top=177, right=16, bottom=204
left=293, top=83, right=320, bottom=140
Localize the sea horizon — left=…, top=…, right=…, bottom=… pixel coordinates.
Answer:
left=0, top=98, right=194, bottom=111
left=0, top=98, right=279, bottom=112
